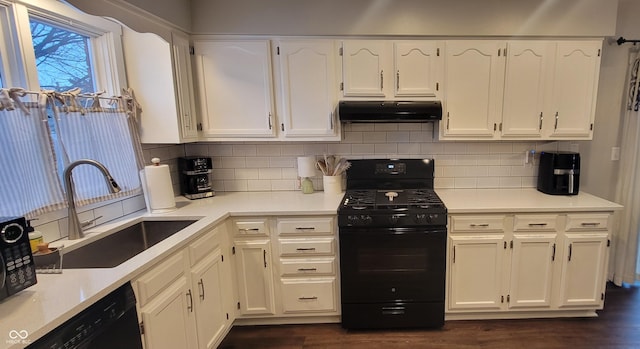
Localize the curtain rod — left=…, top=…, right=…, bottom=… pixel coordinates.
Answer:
left=617, top=37, right=640, bottom=46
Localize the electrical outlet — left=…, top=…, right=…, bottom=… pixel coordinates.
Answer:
left=611, top=147, right=620, bottom=161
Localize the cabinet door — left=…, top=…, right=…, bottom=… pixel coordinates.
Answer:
left=191, top=249, right=226, bottom=349
left=557, top=233, right=608, bottom=308
left=442, top=41, right=504, bottom=138
left=234, top=239, right=276, bottom=315
left=501, top=41, right=553, bottom=138
left=448, top=234, right=505, bottom=310
left=548, top=41, right=601, bottom=138
left=140, top=277, right=197, bottom=349
left=276, top=40, right=339, bottom=138
left=342, top=40, right=392, bottom=97
left=394, top=41, right=441, bottom=97
left=172, top=32, right=199, bottom=141
left=123, top=28, right=183, bottom=144
left=508, top=233, right=557, bottom=309
left=194, top=40, right=276, bottom=138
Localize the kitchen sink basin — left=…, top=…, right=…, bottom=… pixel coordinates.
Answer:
left=62, top=219, right=197, bottom=269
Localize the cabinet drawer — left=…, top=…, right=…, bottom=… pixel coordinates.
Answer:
left=565, top=213, right=610, bottom=231
left=450, top=215, right=506, bottom=233
left=233, top=218, right=269, bottom=236
left=279, top=258, right=335, bottom=277
left=189, top=226, right=222, bottom=266
left=277, top=217, right=334, bottom=236
left=281, top=278, right=337, bottom=313
left=135, top=251, right=186, bottom=307
left=513, top=214, right=558, bottom=232
left=279, top=238, right=335, bottom=256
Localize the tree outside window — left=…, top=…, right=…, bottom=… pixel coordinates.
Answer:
left=30, top=18, right=95, bottom=92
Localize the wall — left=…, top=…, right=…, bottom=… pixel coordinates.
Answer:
left=185, top=125, right=572, bottom=192
left=190, top=0, right=617, bottom=36
left=576, top=0, right=640, bottom=201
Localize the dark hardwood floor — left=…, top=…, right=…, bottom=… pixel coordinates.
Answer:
left=220, top=283, right=640, bottom=349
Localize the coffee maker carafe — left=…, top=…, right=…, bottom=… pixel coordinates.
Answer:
left=537, top=151, right=580, bottom=195
left=179, top=156, right=214, bottom=199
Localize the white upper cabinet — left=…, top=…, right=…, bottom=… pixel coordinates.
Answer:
left=440, top=39, right=602, bottom=141
left=501, top=41, right=553, bottom=138
left=442, top=40, right=504, bottom=138
left=274, top=40, right=340, bottom=140
left=193, top=40, right=277, bottom=139
left=547, top=41, right=601, bottom=139
left=394, top=41, right=441, bottom=97
left=341, top=40, right=442, bottom=99
left=123, top=29, right=199, bottom=144
left=172, top=32, right=200, bottom=141
left=341, top=40, right=391, bottom=97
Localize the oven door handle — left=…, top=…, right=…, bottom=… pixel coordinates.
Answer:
left=0, top=253, right=5, bottom=289
left=381, top=306, right=406, bottom=315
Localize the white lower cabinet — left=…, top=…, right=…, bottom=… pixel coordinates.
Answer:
left=134, top=224, right=233, bottom=349
left=449, top=233, right=505, bottom=310
left=231, top=216, right=339, bottom=321
left=447, top=212, right=611, bottom=317
left=233, top=239, right=276, bottom=315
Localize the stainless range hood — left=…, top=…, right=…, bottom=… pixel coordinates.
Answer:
left=338, top=100, right=442, bottom=123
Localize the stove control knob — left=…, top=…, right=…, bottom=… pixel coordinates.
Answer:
left=429, top=214, right=439, bottom=224
left=361, top=215, right=373, bottom=225
left=390, top=214, right=400, bottom=225
left=416, top=213, right=428, bottom=224
left=347, top=215, right=360, bottom=225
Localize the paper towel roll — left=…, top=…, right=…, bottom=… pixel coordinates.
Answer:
left=140, top=164, right=176, bottom=213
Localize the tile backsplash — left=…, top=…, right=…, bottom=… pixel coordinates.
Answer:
left=184, top=123, right=573, bottom=192
left=33, top=125, right=572, bottom=243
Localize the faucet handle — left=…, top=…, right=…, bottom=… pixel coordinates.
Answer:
left=80, top=216, right=103, bottom=228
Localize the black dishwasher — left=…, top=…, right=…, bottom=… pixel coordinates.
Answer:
left=27, top=282, right=143, bottom=349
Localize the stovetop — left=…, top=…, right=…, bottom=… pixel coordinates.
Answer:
left=338, top=159, right=447, bottom=227
left=341, top=189, right=445, bottom=211
left=338, top=188, right=446, bottom=227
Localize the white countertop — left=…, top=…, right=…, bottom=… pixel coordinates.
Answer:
left=0, top=188, right=622, bottom=348
left=0, top=191, right=343, bottom=349
left=437, top=188, right=622, bottom=213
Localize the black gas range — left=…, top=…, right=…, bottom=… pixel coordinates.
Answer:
left=338, top=158, right=447, bottom=329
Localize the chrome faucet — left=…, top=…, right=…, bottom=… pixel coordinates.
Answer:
left=63, top=159, right=121, bottom=240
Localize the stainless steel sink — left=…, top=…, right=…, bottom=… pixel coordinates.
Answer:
left=62, top=219, right=197, bottom=269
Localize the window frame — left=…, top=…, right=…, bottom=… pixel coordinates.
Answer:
left=2, top=0, right=126, bottom=95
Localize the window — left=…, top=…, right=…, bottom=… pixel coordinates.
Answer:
left=0, top=0, right=139, bottom=218
left=29, top=18, right=96, bottom=92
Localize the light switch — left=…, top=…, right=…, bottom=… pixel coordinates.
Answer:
left=611, top=147, right=620, bottom=161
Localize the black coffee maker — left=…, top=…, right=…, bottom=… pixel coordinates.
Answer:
left=537, top=151, right=580, bottom=195
left=179, top=156, right=214, bottom=199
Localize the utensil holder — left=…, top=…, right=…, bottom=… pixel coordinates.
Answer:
left=323, top=175, right=342, bottom=196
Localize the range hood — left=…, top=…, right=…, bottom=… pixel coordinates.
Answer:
left=338, top=100, right=442, bottom=123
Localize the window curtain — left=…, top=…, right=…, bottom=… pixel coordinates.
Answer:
left=0, top=89, right=66, bottom=217
left=51, top=89, right=144, bottom=206
left=610, top=48, right=640, bottom=286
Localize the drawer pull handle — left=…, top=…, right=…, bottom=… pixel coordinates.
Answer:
left=298, top=296, right=318, bottom=301
left=295, top=227, right=316, bottom=231
left=381, top=306, right=405, bottom=315
left=580, top=222, right=601, bottom=227
left=469, top=223, right=489, bottom=227
left=296, top=248, right=317, bottom=251
left=528, top=223, right=548, bottom=227
left=239, top=228, right=260, bottom=232
left=297, top=268, right=318, bottom=272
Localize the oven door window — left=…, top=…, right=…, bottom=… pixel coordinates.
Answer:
left=339, top=228, right=445, bottom=303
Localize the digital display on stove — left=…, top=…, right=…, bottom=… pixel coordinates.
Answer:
left=376, top=163, right=406, bottom=174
